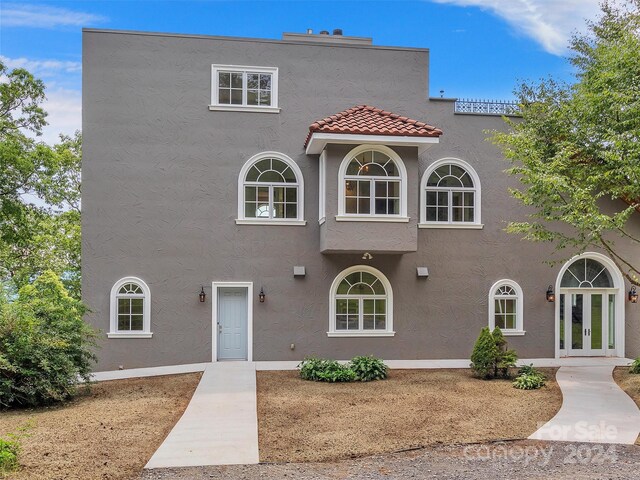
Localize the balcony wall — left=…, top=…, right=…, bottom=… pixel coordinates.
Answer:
left=319, top=144, right=419, bottom=254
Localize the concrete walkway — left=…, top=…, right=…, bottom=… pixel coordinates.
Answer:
left=529, top=365, right=640, bottom=444
left=145, top=362, right=259, bottom=469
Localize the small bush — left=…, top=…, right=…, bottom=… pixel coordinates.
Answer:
left=470, top=327, right=518, bottom=380
left=629, top=358, right=640, bottom=374
left=298, top=355, right=387, bottom=383
left=0, top=438, right=20, bottom=474
left=513, top=364, right=546, bottom=390
left=349, top=355, right=388, bottom=381
left=0, top=271, right=98, bottom=408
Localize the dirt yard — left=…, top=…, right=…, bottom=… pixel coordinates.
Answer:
left=613, top=367, right=640, bottom=445
left=256, top=368, right=562, bottom=463
left=0, top=373, right=201, bottom=480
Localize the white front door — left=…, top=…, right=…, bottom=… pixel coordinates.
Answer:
left=562, top=290, right=612, bottom=356
left=217, top=287, right=248, bottom=361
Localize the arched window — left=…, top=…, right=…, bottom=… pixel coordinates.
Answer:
left=328, top=266, right=394, bottom=337
left=488, top=280, right=524, bottom=335
left=108, top=277, right=152, bottom=338
left=338, top=145, right=408, bottom=218
left=420, top=158, right=481, bottom=227
left=237, top=152, right=305, bottom=225
left=560, top=258, right=614, bottom=288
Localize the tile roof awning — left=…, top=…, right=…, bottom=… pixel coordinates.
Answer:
left=305, top=105, right=443, bottom=155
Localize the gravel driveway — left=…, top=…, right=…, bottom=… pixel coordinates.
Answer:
left=140, top=440, right=639, bottom=479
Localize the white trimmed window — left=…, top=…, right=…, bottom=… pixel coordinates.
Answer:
left=237, top=152, right=305, bottom=225
left=328, top=266, right=394, bottom=337
left=210, top=65, right=279, bottom=113
left=337, top=145, right=408, bottom=221
left=420, top=158, right=482, bottom=228
left=488, top=279, right=524, bottom=335
left=108, top=277, right=152, bottom=338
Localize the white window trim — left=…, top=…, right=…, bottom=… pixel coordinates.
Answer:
left=236, top=151, right=305, bottom=224
left=319, top=150, right=326, bottom=225
left=337, top=144, right=408, bottom=219
left=108, top=277, right=152, bottom=338
left=488, top=279, right=524, bottom=335
left=554, top=252, right=625, bottom=358
left=210, top=64, right=280, bottom=113
left=419, top=158, right=482, bottom=228
left=328, top=265, right=395, bottom=337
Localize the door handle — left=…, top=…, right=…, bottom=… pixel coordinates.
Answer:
left=218, top=323, right=222, bottom=333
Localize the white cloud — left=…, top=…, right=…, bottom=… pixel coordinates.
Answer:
left=40, top=87, right=82, bottom=145
left=1, top=3, right=106, bottom=28
left=1, top=55, right=81, bottom=77
left=431, top=0, right=601, bottom=54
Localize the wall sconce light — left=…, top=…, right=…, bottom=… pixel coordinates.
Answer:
left=546, top=285, right=555, bottom=303
left=259, top=287, right=266, bottom=303
left=199, top=286, right=206, bottom=303
left=630, top=286, right=638, bottom=303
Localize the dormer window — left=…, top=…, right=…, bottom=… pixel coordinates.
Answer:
left=337, top=145, right=408, bottom=221
left=210, top=65, right=279, bottom=113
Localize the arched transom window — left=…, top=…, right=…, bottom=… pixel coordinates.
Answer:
left=109, top=277, right=152, bottom=338
left=329, top=266, right=394, bottom=336
left=237, top=152, right=305, bottom=224
left=488, top=280, right=524, bottom=334
left=339, top=145, right=407, bottom=218
left=421, top=159, right=481, bottom=226
left=560, top=258, right=614, bottom=288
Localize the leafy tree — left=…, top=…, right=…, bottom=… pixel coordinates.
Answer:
left=0, top=271, right=96, bottom=408
left=492, top=1, right=640, bottom=285
left=0, top=61, right=82, bottom=296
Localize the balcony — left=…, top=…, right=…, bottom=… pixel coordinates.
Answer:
left=454, top=99, right=520, bottom=116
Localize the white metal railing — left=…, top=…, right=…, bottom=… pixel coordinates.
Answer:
left=454, top=99, right=520, bottom=116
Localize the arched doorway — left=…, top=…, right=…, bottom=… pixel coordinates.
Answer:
left=555, top=252, right=625, bottom=357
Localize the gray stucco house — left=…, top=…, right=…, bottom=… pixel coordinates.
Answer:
left=82, top=28, right=640, bottom=372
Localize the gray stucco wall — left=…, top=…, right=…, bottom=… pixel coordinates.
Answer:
left=82, top=29, right=640, bottom=371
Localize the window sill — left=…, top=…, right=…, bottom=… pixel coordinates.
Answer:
left=335, top=215, right=410, bottom=223
left=501, top=330, right=526, bottom=336
left=209, top=105, right=280, bottom=114
left=418, top=223, right=484, bottom=229
left=327, top=331, right=396, bottom=338
left=107, top=332, right=153, bottom=339
left=235, top=219, right=306, bottom=226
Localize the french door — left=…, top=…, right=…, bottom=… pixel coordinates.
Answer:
left=561, top=290, right=615, bottom=356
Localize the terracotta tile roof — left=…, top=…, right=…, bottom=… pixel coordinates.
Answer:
left=304, top=105, right=443, bottom=148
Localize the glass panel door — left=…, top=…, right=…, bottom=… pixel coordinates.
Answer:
left=565, top=291, right=608, bottom=356
left=570, top=293, right=584, bottom=351
left=590, top=294, right=603, bottom=351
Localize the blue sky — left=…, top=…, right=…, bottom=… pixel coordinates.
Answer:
left=0, top=0, right=602, bottom=144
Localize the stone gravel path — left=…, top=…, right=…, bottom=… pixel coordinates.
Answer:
left=140, top=440, right=640, bottom=479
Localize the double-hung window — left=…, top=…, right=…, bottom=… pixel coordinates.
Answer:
left=210, top=65, right=279, bottom=113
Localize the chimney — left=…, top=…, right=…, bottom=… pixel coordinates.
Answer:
left=319, top=30, right=329, bottom=35
left=306, top=28, right=313, bottom=34
left=333, top=28, right=343, bottom=36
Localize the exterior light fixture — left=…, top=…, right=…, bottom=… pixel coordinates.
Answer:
left=199, top=286, right=206, bottom=303
left=630, top=286, right=638, bottom=303
left=546, top=285, right=555, bottom=303
left=259, top=287, right=266, bottom=303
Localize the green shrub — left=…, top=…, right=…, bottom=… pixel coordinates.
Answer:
left=349, top=355, right=388, bottom=382
left=299, top=355, right=387, bottom=383
left=470, top=327, right=518, bottom=380
left=0, top=438, right=19, bottom=473
left=629, top=358, right=640, bottom=374
left=513, top=364, right=546, bottom=390
left=298, top=357, right=355, bottom=382
left=0, top=271, right=98, bottom=408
